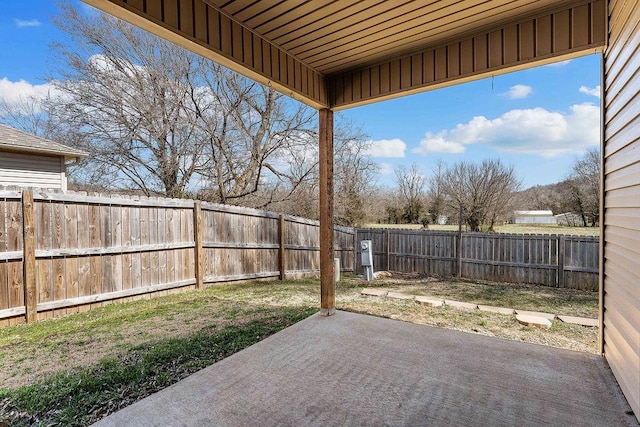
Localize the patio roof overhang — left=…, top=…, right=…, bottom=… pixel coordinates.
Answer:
left=82, top=0, right=606, bottom=111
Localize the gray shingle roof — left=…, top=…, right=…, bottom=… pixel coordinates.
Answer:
left=0, top=123, right=87, bottom=159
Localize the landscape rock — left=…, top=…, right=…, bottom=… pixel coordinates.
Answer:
left=415, top=296, right=444, bottom=307
left=387, top=291, right=415, bottom=300
left=515, top=310, right=555, bottom=321
left=361, top=288, right=388, bottom=297
left=516, top=314, right=552, bottom=328
left=478, top=305, right=515, bottom=315
left=557, top=315, right=598, bottom=327
left=444, top=300, right=478, bottom=310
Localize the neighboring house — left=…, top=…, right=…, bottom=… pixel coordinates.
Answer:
left=513, top=210, right=557, bottom=225
left=0, top=124, right=87, bottom=191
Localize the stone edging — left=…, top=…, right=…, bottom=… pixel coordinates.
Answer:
left=360, top=288, right=597, bottom=328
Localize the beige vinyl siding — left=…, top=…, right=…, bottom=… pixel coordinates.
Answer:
left=0, top=151, right=66, bottom=190
left=603, top=0, right=640, bottom=420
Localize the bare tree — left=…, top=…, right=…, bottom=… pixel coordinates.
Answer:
left=333, top=118, right=378, bottom=226
left=266, top=115, right=378, bottom=225
left=437, top=159, right=521, bottom=231
left=47, top=4, right=211, bottom=197
left=34, top=2, right=319, bottom=202
left=2, top=2, right=378, bottom=220
left=0, top=96, right=51, bottom=137
left=565, top=148, right=601, bottom=226
left=427, top=160, right=447, bottom=224
left=191, top=65, right=316, bottom=206
left=394, top=164, right=427, bottom=224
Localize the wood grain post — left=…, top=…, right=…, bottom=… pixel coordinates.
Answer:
left=353, top=229, right=358, bottom=273
left=279, top=214, right=286, bottom=280
left=319, top=108, right=335, bottom=316
left=22, top=190, right=37, bottom=323
left=557, top=235, right=565, bottom=288
left=193, top=201, right=203, bottom=289
left=457, top=204, right=463, bottom=277
left=385, top=229, right=390, bottom=271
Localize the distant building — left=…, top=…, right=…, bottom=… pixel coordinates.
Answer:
left=513, top=210, right=557, bottom=225
left=0, top=124, right=87, bottom=191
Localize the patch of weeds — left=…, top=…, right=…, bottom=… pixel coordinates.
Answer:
left=0, top=307, right=316, bottom=427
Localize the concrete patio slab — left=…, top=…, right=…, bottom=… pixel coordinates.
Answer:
left=558, top=315, right=599, bottom=327
left=361, top=288, right=388, bottom=297
left=94, top=311, right=637, bottom=427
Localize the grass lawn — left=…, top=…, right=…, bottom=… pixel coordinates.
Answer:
left=0, top=276, right=599, bottom=425
left=363, top=223, right=600, bottom=236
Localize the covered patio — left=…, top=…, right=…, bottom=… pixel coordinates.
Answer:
left=84, top=0, right=639, bottom=422
left=94, top=311, right=635, bottom=426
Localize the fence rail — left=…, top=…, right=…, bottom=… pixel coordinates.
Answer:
left=0, top=189, right=355, bottom=326
left=355, top=228, right=599, bottom=291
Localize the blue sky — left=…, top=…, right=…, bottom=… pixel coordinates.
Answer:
left=1, top=1, right=602, bottom=190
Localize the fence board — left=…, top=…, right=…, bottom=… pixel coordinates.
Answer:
left=0, top=189, right=357, bottom=324
left=355, top=228, right=598, bottom=291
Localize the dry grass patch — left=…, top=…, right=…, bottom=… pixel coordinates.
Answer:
left=339, top=274, right=599, bottom=353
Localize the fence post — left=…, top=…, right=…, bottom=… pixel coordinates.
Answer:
left=558, top=235, right=565, bottom=288
left=385, top=229, right=390, bottom=271
left=22, top=190, right=37, bottom=323
left=279, top=214, right=286, bottom=280
left=457, top=204, right=463, bottom=277
left=354, top=229, right=358, bottom=274
left=193, top=201, right=203, bottom=289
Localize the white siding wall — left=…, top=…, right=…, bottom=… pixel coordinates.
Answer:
left=0, top=151, right=66, bottom=190
left=604, top=0, right=640, bottom=420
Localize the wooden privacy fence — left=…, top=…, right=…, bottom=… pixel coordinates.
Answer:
left=355, top=228, right=599, bottom=291
left=0, top=189, right=355, bottom=326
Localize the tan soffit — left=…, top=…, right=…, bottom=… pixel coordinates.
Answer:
left=84, top=0, right=606, bottom=109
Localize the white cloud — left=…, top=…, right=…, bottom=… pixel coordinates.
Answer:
left=414, top=132, right=465, bottom=154
left=14, top=19, right=41, bottom=28
left=363, top=138, right=406, bottom=158
left=0, top=78, right=57, bottom=113
left=503, top=84, right=533, bottom=99
left=377, top=163, right=395, bottom=175
left=579, top=85, right=601, bottom=98
left=412, top=103, right=600, bottom=158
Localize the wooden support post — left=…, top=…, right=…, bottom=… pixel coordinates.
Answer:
left=22, top=190, right=37, bottom=323
left=279, top=214, right=286, bottom=280
left=193, top=201, right=203, bottom=289
left=319, top=108, right=335, bottom=316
